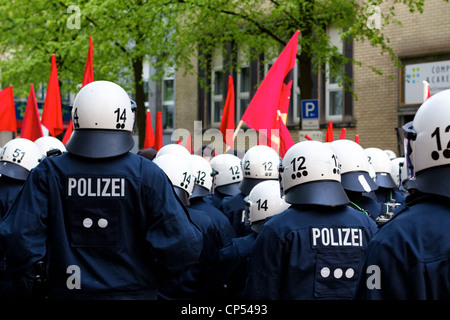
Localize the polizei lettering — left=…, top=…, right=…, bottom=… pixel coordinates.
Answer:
left=67, top=177, right=126, bottom=198
left=311, top=227, right=363, bottom=248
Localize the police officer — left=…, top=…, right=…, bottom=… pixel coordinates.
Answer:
left=244, top=141, right=378, bottom=299
left=154, top=153, right=223, bottom=299
left=356, top=89, right=450, bottom=299
left=0, top=80, right=202, bottom=300
left=189, top=154, right=236, bottom=247
left=390, top=156, right=409, bottom=198
left=205, top=153, right=243, bottom=211
left=0, top=138, right=42, bottom=298
left=365, top=147, right=405, bottom=221
left=0, top=138, right=42, bottom=219
left=221, top=145, right=279, bottom=237
left=34, top=136, right=67, bottom=158
left=218, top=180, right=289, bottom=299
left=329, top=139, right=382, bottom=222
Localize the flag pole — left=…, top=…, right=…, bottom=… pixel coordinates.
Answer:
left=226, top=119, right=244, bottom=152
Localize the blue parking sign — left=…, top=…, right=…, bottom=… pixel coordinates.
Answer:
left=301, top=99, right=319, bottom=119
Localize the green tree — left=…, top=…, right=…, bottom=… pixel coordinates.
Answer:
left=0, top=0, right=179, bottom=147
left=172, top=0, right=439, bottom=106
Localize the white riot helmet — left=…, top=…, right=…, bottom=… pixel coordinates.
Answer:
left=153, top=154, right=194, bottom=205
left=390, top=157, right=406, bottom=188
left=245, top=180, right=290, bottom=232
left=189, top=154, right=213, bottom=198
left=35, top=136, right=67, bottom=157
left=281, top=141, right=349, bottom=206
left=403, top=89, right=450, bottom=197
left=66, top=80, right=136, bottom=158
left=365, top=147, right=396, bottom=188
left=240, top=145, right=280, bottom=195
left=155, top=143, right=191, bottom=158
left=329, top=139, right=378, bottom=193
left=0, top=138, right=42, bottom=180
left=384, top=149, right=396, bottom=160
left=209, top=153, right=243, bottom=196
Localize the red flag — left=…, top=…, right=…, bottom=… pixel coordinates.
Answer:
left=220, top=75, right=235, bottom=148
left=144, top=109, right=155, bottom=148
left=241, top=30, right=299, bottom=153
left=154, top=111, right=163, bottom=151
left=41, top=54, right=63, bottom=137
left=82, top=36, right=94, bottom=87
left=176, top=135, right=193, bottom=153
left=186, top=135, right=193, bottom=154
left=277, top=111, right=294, bottom=158
left=0, top=86, right=17, bottom=133
left=423, top=80, right=431, bottom=101
left=325, top=121, right=334, bottom=142
left=63, top=36, right=94, bottom=144
left=20, top=84, right=43, bottom=141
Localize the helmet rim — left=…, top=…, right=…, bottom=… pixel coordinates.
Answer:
left=341, top=171, right=378, bottom=193
left=415, top=164, right=450, bottom=197
left=0, top=161, right=30, bottom=181
left=284, top=180, right=349, bottom=206
left=66, top=129, right=134, bottom=158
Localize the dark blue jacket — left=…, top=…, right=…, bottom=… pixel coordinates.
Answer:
left=355, top=193, right=450, bottom=300
left=189, top=197, right=235, bottom=247
left=157, top=207, right=222, bottom=300
left=0, top=152, right=202, bottom=299
left=346, top=191, right=384, bottom=221
left=221, top=192, right=253, bottom=237
left=244, top=204, right=378, bottom=300
left=0, top=176, right=24, bottom=219
left=216, top=232, right=257, bottom=299
left=204, top=191, right=227, bottom=212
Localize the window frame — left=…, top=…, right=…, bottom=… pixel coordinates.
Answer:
left=325, top=25, right=344, bottom=123
left=162, top=67, right=175, bottom=130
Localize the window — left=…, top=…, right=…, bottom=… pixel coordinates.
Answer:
left=325, top=26, right=344, bottom=122
left=162, top=67, right=175, bottom=130
left=292, top=60, right=301, bottom=125
left=237, top=48, right=250, bottom=120
left=211, top=48, right=224, bottom=126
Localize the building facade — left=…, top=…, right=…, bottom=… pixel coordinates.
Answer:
left=149, top=0, right=450, bottom=156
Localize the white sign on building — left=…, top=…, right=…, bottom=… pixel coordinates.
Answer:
left=404, top=60, right=450, bottom=104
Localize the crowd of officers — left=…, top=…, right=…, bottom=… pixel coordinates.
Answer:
left=0, top=80, right=449, bottom=300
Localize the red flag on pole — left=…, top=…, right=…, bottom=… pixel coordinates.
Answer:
left=144, top=109, right=155, bottom=149
left=41, top=54, right=63, bottom=137
left=277, top=110, right=294, bottom=158
left=423, top=80, right=431, bottom=102
left=82, top=36, right=94, bottom=87
left=0, top=86, right=17, bottom=133
left=339, top=128, right=346, bottom=140
left=240, top=30, right=299, bottom=153
left=20, top=84, right=44, bottom=141
left=63, top=36, right=94, bottom=144
left=176, top=135, right=193, bottom=154
left=325, top=121, right=334, bottom=142
left=220, top=75, right=235, bottom=149
left=154, top=111, right=163, bottom=151
left=186, top=134, right=193, bottom=154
